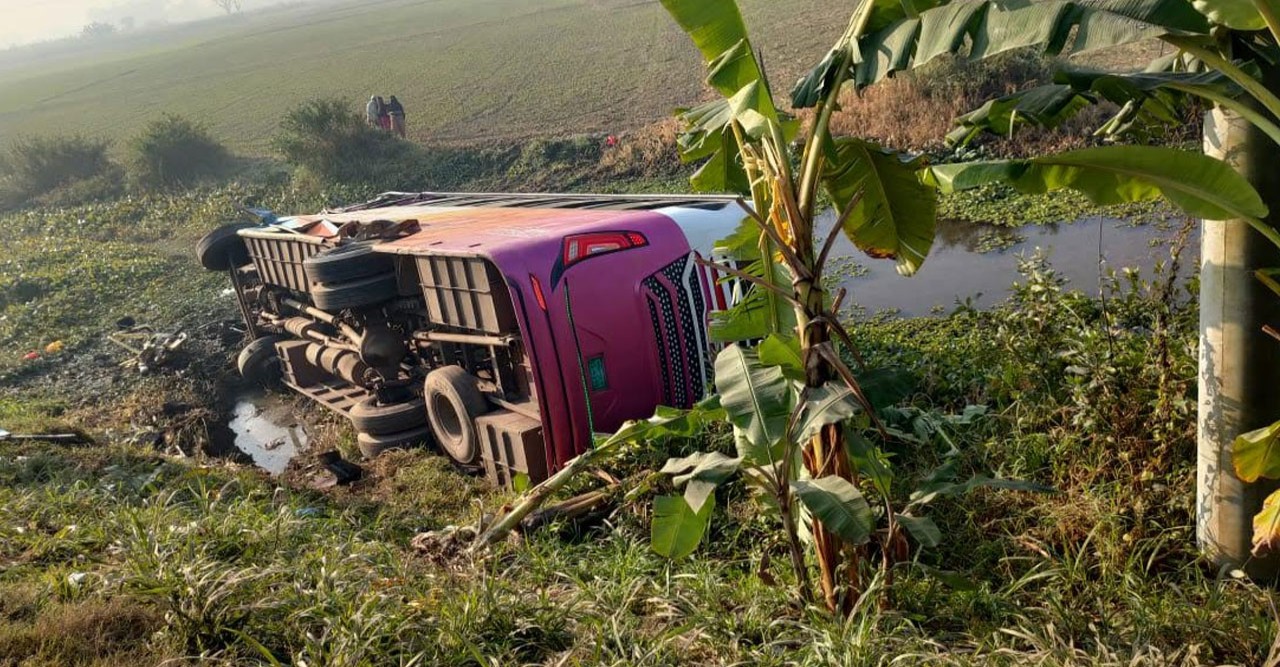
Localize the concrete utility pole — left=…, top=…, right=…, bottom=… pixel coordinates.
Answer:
left=1198, top=98, right=1280, bottom=579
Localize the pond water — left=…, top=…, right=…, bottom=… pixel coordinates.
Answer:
left=823, top=213, right=1199, bottom=317
left=226, top=390, right=308, bottom=474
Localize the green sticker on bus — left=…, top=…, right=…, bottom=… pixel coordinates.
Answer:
left=588, top=356, right=607, bottom=390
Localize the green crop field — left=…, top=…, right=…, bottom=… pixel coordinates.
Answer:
left=0, top=0, right=854, bottom=156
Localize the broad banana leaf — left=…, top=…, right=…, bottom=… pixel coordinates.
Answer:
left=947, top=83, right=1091, bottom=146
left=898, top=514, right=943, bottom=547
left=1253, top=489, right=1280, bottom=555
left=1192, top=0, right=1266, bottom=29
left=823, top=138, right=937, bottom=276
left=708, top=217, right=797, bottom=341
left=711, top=280, right=798, bottom=343
left=925, top=145, right=1269, bottom=220
left=675, top=98, right=736, bottom=163
left=660, top=0, right=756, bottom=92
left=663, top=0, right=804, bottom=194
left=714, top=344, right=794, bottom=463
left=1233, top=419, right=1280, bottom=482
left=659, top=0, right=781, bottom=123
left=947, top=68, right=1238, bottom=145
left=661, top=451, right=743, bottom=512
left=652, top=494, right=714, bottom=558
left=791, top=476, right=875, bottom=545
left=793, top=383, right=864, bottom=443
left=791, top=10, right=868, bottom=108
left=850, top=0, right=1210, bottom=87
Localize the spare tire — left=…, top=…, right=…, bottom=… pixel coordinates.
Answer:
left=311, top=272, right=398, bottom=311
left=197, top=222, right=255, bottom=271
left=304, top=241, right=394, bottom=285
left=356, top=425, right=433, bottom=459
left=349, top=396, right=427, bottom=435
left=238, top=335, right=285, bottom=384
left=424, top=366, right=490, bottom=465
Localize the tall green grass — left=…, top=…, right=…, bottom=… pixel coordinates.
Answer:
left=1, top=229, right=1275, bottom=665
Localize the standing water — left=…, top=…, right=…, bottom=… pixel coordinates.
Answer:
left=226, top=390, right=308, bottom=474
left=823, top=214, right=1198, bottom=317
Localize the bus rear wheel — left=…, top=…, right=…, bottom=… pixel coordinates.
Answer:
left=423, top=366, right=489, bottom=465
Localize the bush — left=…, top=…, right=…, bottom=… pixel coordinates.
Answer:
left=274, top=98, right=426, bottom=189
left=31, top=167, right=126, bottom=208
left=0, top=135, right=115, bottom=207
left=128, top=114, right=230, bottom=189
left=830, top=49, right=1110, bottom=157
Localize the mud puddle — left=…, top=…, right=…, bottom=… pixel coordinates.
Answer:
left=225, top=389, right=309, bottom=474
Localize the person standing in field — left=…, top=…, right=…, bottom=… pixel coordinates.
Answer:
left=377, top=97, right=391, bottom=131
left=386, top=95, right=406, bottom=138
left=366, top=95, right=383, bottom=128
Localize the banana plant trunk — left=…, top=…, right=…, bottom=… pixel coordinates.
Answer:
left=796, top=274, right=859, bottom=613
left=1197, top=81, right=1280, bottom=579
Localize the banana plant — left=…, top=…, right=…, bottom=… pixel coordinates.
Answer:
left=656, top=0, right=944, bottom=613
left=835, top=0, right=1280, bottom=557
left=655, top=0, right=1280, bottom=599
left=646, top=342, right=1051, bottom=599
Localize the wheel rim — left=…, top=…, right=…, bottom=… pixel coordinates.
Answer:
left=432, top=394, right=463, bottom=441
left=431, top=392, right=474, bottom=462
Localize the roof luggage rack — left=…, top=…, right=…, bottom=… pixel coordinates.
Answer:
left=329, top=191, right=743, bottom=214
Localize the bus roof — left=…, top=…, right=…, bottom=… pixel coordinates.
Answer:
left=273, top=192, right=747, bottom=258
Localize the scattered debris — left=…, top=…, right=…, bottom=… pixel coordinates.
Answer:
left=0, top=428, right=85, bottom=443
left=44, top=340, right=64, bottom=354
left=317, top=450, right=362, bottom=485
left=107, top=325, right=188, bottom=372
left=410, top=524, right=478, bottom=568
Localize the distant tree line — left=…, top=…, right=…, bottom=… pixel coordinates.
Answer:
left=81, top=22, right=116, bottom=40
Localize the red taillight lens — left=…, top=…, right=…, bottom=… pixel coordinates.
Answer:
left=562, top=231, right=648, bottom=267
left=530, top=274, right=548, bottom=311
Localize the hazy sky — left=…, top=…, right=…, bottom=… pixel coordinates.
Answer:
left=0, top=0, right=232, bottom=47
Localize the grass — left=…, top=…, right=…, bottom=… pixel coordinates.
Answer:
left=0, top=0, right=856, bottom=156
left=0, top=202, right=1277, bottom=663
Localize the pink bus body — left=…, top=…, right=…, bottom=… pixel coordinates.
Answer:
left=210, top=192, right=746, bottom=485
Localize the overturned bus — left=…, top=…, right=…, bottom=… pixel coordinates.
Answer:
left=197, top=192, right=746, bottom=488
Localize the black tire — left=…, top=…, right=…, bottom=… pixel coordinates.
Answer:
left=356, top=425, right=433, bottom=459
left=303, top=241, right=393, bottom=285
left=238, top=335, right=285, bottom=383
left=424, top=366, right=490, bottom=465
left=197, top=222, right=255, bottom=271
left=349, top=396, right=427, bottom=435
left=310, top=272, right=398, bottom=311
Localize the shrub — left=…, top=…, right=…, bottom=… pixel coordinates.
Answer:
left=31, top=167, right=126, bottom=208
left=0, top=135, right=115, bottom=207
left=274, top=98, right=426, bottom=189
left=128, top=114, right=230, bottom=189
left=830, top=49, right=1117, bottom=157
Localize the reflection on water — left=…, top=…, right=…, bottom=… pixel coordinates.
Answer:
left=823, top=213, right=1198, bottom=317
left=227, top=390, right=307, bottom=474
